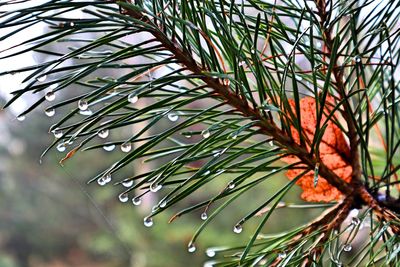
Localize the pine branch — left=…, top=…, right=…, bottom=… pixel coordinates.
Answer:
left=114, top=0, right=354, bottom=196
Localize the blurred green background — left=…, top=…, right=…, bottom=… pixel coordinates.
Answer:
left=0, top=104, right=322, bottom=267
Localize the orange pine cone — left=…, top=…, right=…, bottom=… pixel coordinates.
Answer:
left=281, top=96, right=352, bottom=202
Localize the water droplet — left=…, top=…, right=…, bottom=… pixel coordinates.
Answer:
left=45, top=108, right=55, bottom=117
left=351, top=217, right=360, bottom=226
left=69, top=22, right=75, bottom=27
left=98, top=129, right=109, bottom=139
left=122, top=180, right=133, bottom=187
left=56, top=143, right=66, bottom=152
left=233, top=224, right=242, bottom=234
left=167, top=112, right=179, bottom=122
left=202, top=129, right=210, bottom=138
left=45, top=91, right=56, bottom=101
left=183, top=132, right=192, bottom=138
left=201, top=212, right=208, bottom=221
left=188, top=242, right=196, bottom=253
left=132, top=197, right=142, bottom=206
left=53, top=129, right=63, bottom=139
left=78, top=99, right=88, bottom=110
left=239, top=61, right=246, bottom=67
left=103, top=173, right=112, bottom=183
left=97, top=177, right=107, bottom=186
left=16, top=115, right=25, bottom=121
left=159, top=200, right=167, bottom=208
left=119, top=193, right=129, bottom=203
left=269, top=140, right=274, bottom=146
left=128, top=93, right=138, bottom=104
left=250, top=49, right=255, bottom=54
left=202, top=170, right=211, bottom=176
left=37, top=75, right=47, bottom=82
left=228, top=182, right=236, bottom=189
left=150, top=183, right=162, bottom=192
left=230, top=133, right=238, bottom=139
left=103, top=144, right=116, bottom=151
left=295, top=75, right=303, bottom=81
left=206, top=249, right=215, bottom=257
left=144, top=216, right=153, bottom=227
left=343, top=244, right=352, bottom=252
left=316, top=42, right=322, bottom=48
left=49, top=83, right=59, bottom=90
left=278, top=251, right=287, bottom=259
left=79, top=109, right=93, bottom=116
left=354, top=56, right=361, bottom=63
left=121, top=143, right=132, bottom=153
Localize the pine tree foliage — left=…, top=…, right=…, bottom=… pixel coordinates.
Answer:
left=1, top=0, right=400, bottom=265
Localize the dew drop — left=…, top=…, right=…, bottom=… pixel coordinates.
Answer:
left=45, top=91, right=56, bottom=101
left=78, top=99, right=89, bottom=111
left=122, top=180, right=134, bottom=187
left=343, top=244, right=352, bottom=252
left=98, top=129, right=109, bottom=139
left=97, top=177, right=107, bottom=186
left=278, top=251, right=287, bottom=259
left=37, top=75, right=47, bottom=82
left=103, top=173, right=112, bottom=184
left=132, top=197, right=142, bottom=206
left=202, top=129, right=211, bottom=138
left=269, top=140, right=274, bottom=146
left=295, top=75, right=303, bottom=81
left=128, top=93, right=138, bottom=104
left=316, top=42, right=322, bottom=48
left=159, top=200, right=167, bottom=208
left=354, top=56, right=361, bottom=63
left=79, top=109, right=93, bottom=116
left=69, top=22, right=75, bottom=27
left=239, top=61, right=246, bottom=67
left=206, top=249, right=216, bottom=257
left=167, top=112, right=179, bottom=122
left=103, top=144, right=116, bottom=151
left=351, top=217, right=360, bottom=226
left=188, top=242, right=196, bottom=253
left=150, top=183, right=162, bottom=192
left=233, top=224, right=243, bottom=234
left=201, top=212, right=208, bottom=221
left=119, top=193, right=129, bottom=203
left=183, top=132, right=192, bottom=138
left=56, top=143, right=66, bottom=152
left=121, top=143, right=132, bottom=153
left=53, top=129, right=63, bottom=139
left=228, top=182, right=236, bottom=189
left=45, top=108, right=55, bottom=117
left=223, top=79, right=230, bottom=86
left=202, top=170, right=211, bottom=176
left=16, top=115, right=25, bottom=121
left=144, top=216, right=153, bottom=227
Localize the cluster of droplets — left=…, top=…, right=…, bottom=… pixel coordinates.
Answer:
left=97, top=173, right=112, bottom=186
